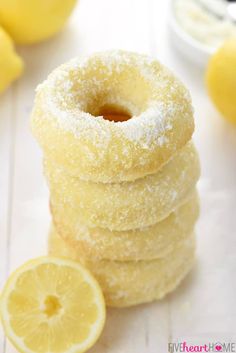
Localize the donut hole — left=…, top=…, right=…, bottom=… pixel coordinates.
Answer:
left=54, top=57, right=154, bottom=122
left=96, top=104, right=132, bottom=122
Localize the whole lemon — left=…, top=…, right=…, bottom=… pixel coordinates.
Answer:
left=0, top=26, right=23, bottom=93
left=206, top=38, right=236, bottom=125
left=0, top=0, right=77, bottom=44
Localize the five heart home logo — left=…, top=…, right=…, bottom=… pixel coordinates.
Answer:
left=215, top=344, right=223, bottom=352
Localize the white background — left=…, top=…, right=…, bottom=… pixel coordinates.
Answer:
left=0, top=0, right=236, bottom=352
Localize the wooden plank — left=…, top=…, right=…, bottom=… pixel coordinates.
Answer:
left=90, top=303, right=169, bottom=353
left=149, top=0, right=236, bottom=345
left=0, top=88, right=14, bottom=353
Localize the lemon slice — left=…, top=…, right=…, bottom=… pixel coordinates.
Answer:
left=0, top=257, right=106, bottom=353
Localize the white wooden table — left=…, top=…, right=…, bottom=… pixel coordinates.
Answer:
left=1, top=1, right=236, bottom=352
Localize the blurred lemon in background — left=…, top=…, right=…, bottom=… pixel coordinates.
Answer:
left=0, top=26, right=23, bottom=93
left=0, top=0, right=77, bottom=44
left=206, top=38, right=236, bottom=125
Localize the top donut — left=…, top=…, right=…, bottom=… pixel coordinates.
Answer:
left=31, top=50, right=194, bottom=183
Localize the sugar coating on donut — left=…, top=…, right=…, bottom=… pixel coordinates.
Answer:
left=46, top=141, right=200, bottom=231
left=32, top=50, right=194, bottom=182
left=37, top=51, right=191, bottom=146
left=49, top=226, right=196, bottom=307
left=51, top=191, right=199, bottom=261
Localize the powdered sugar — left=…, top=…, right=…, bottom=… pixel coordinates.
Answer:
left=118, top=101, right=174, bottom=145
left=35, top=50, right=191, bottom=149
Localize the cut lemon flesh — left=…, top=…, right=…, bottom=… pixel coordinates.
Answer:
left=0, top=257, right=106, bottom=353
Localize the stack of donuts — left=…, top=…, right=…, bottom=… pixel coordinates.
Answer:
left=31, top=51, right=200, bottom=307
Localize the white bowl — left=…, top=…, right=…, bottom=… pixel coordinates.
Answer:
left=168, top=0, right=215, bottom=67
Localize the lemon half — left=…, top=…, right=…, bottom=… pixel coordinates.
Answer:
left=0, top=257, right=106, bottom=353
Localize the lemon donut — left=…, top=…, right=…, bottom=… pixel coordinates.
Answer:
left=51, top=191, right=199, bottom=261
left=31, top=50, right=194, bottom=183
left=49, top=227, right=195, bottom=307
left=46, top=142, right=200, bottom=231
